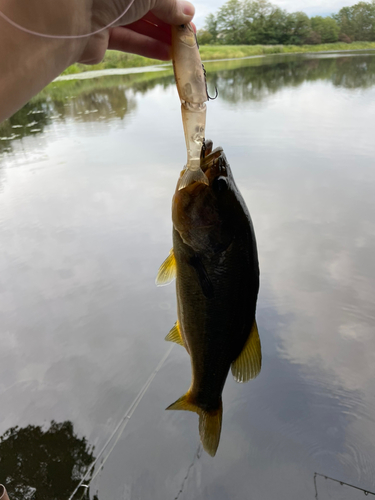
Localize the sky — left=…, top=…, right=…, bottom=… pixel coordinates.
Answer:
left=193, top=0, right=356, bottom=27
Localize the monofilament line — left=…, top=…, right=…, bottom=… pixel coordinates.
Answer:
left=0, top=0, right=136, bottom=39
left=68, top=344, right=174, bottom=500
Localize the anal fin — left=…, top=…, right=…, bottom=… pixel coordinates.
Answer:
left=156, top=248, right=176, bottom=286
left=231, top=320, right=262, bottom=383
left=166, top=392, right=198, bottom=413
left=165, top=321, right=184, bottom=347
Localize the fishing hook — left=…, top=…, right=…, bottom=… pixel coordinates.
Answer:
left=202, top=64, right=218, bottom=100
left=192, top=27, right=218, bottom=101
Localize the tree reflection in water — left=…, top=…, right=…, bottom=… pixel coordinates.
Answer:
left=0, top=421, right=96, bottom=500
left=209, top=54, right=375, bottom=104
left=2, top=54, right=375, bottom=156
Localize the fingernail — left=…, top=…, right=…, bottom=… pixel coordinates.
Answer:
left=180, top=0, right=195, bottom=19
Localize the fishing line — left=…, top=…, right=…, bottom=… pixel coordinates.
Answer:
left=68, top=344, right=174, bottom=500
left=174, top=443, right=202, bottom=500
left=0, top=0, right=136, bottom=39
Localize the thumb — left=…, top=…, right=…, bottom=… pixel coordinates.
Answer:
left=151, top=0, right=195, bottom=26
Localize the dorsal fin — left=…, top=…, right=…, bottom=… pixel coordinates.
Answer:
left=231, top=320, right=262, bottom=383
left=156, top=248, right=176, bottom=286
left=165, top=321, right=184, bottom=347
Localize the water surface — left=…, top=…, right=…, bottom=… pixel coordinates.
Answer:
left=1, top=52, right=375, bottom=499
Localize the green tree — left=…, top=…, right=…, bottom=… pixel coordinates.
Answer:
left=204, top=12, right=219, bottom=42
left=267, top=8, right=294, bottom=44
left=201, top=0, right=375, bottom=46
left=351, top=1, right=375, bottom=40
left=304, top=31, right=322, bottom=44
left=217, top=0, right=245, bottom=44
left=310, top=16, right=340, bottom=43
left=335, top=1, right=375, bottom=41
left=289, top=12, right=311, bottom=45
left=334, top=6, right=355, bottom=39
left=242, top=0, right=282, bottom=44
left=197, top=29, right=214, bottom=44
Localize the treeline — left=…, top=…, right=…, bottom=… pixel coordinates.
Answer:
left=198, top=0, right=375, bottom=45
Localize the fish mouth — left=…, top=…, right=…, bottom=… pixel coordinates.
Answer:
left=175, top=142, right=227, bottom=193
left=201, top=147, right=223, bottom=172
left=200, top=142, right=227, bottom=183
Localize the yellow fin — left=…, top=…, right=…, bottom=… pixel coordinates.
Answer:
left=198, top=403, right=222, bottom=457
left=166, top=391, right=198, bottom=413
left=155, top=248, right=176, bottom=286
left=231, top=320, right=262, bottom=383
left=165, top=321, right=184, bottom=346
left=166, top=392, right=223, bottom=457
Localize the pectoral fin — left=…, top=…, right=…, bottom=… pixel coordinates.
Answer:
left=231, top=320, right=262, bottom=383
left=156, top=249, right=176, bottom=286
left=165, top=321, right=184, bottom=347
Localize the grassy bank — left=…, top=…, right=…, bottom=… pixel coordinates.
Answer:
left=62, top=41, right=375, bottom=75
left=200, top=41, right=375, bottom=59
left=62, top=52, right=166, bottom=75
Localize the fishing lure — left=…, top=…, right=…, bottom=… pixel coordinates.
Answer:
left=171, top=24, right=214, bottom=190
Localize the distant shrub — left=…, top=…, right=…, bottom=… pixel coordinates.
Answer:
left=263, top=45, right=283, bottom=54
left=197, top=29, right=214, bottom=45
left=339, top=33, right=352, bottom=43
left=304, top=31, right=322, bottom=44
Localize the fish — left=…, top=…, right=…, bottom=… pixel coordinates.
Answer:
left=171, top=23, right=209, bottom=190
left=156, top=142, right=261, bottom=456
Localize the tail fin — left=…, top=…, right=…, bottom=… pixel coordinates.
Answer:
left=198, top=404, right=222, bottom=457
left=178, top=167, right=209, bottom=190
left=166, top=392, right=222, bottom=456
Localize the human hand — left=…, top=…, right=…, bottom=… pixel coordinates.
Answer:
left=78, top=0, right=195, bottom=64
left=0, top=0, right=195, bottom=121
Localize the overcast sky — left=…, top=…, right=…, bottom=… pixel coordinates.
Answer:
left=193, top=0, right=356, bottom=27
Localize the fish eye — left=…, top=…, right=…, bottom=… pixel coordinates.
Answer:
left=212, top=176, right=228, bottom=193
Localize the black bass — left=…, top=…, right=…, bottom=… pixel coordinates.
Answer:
left=156, top=143, right=261, bottom=456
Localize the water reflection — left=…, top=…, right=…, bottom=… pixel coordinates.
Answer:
left=209, top=54, right=375, bottom=103
left=0, top=72, right=175, bottom=155
left=0, top=421, right=95, bottom=500
left=3, top=53, right=375, bottom=155
left=0, top=101, right=50, bottom=154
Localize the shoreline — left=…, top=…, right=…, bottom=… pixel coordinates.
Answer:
left=56, top=64, right=170, bottom=82
left=56, top=46, right=375, bottom=82
left=201, top=47, right=375, bottom=63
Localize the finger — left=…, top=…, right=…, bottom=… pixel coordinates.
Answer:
left=108, top=26, right=171, bottom=60
left=151, top=0, right=195, bottom=26
left=125, top=18, right=171, bottom=45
